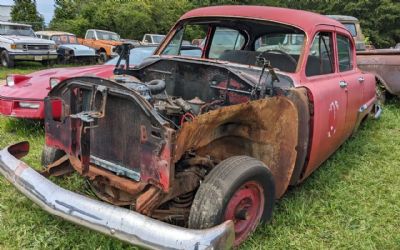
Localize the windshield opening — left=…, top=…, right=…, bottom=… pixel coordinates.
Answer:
left=153, top=35, right=165, bottom=44
left=105, top=46, right=156, bottom=66
left=0, top=25, right=35, bottom=37
left=161, top=18, right=305, bottom=73
left=97, top=31, right=120, bottom=41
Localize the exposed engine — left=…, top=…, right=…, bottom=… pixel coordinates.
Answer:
left=114, top=75, right=223, bottom=128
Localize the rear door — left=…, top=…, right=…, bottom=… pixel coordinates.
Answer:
left=335, top=29, right=364, bottom=136
left=301, top=28, right=349, bottom=178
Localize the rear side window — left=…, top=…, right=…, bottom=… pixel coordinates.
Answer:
left=306, top=32, right=335, bottom=77
left=208, top=27, right=245, bottom=59
left=337, top=34, right=354, bottom=72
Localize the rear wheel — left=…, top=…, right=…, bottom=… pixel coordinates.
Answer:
left=188, top=156, right=275, bottom=246
left=1, top=50, right=14, bottom=68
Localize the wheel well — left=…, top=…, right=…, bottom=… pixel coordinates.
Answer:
left=174, top=96, right=300, bottom=198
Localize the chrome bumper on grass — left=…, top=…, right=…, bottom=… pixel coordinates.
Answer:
left=0, top=142, right=235, bottom=250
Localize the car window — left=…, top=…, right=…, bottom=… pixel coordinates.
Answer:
left=86, top=31, right=95, bottom=39
left=162, top=24, right=205, bottom=58
left=153, top=35, right=165, bottom=44
left=343, top=23, right=357, bottom=37
left=255, top=34, right=305, bottom=55
left=208, top=27, right=245, bottom=59
left=68, top=35, right=78, bottom=44
left=97, top=31, right=120, bottom=41
left=306, top=32, right=335, bottom=77
left=0, top=25, right=35, bottom=37
left=144, top=35, right=151, bottom=42
left=337, top=34, right=353, bottom=72
left=105, top=47, right=156, bottom=66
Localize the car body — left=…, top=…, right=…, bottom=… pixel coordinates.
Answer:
left=78, top=29, right=122, bottom=62
left=142, top=33, right=165, bottom=45
left=0, top=46, right=156, bottom=119
left=35, top=31, right=97, bottom=63
left=0, top=6, right=379, bottom=249
left=0, top=21, right=58, bottom=67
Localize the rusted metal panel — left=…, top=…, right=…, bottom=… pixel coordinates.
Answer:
left=174, top=96, right=299, bottom=198
left=357, top=51, right=400, bottom=96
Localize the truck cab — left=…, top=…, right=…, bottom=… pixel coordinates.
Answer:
left=326, top=15, right=366, bottom=51
left=0, top=21, right=58, bottom=67
left=142, top=33, right=165, bottom=45
left=79, top=29, right=122, bottom=62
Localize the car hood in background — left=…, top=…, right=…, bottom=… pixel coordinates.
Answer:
left=59, top=44, right=96, bottom=56
left=0, top=65, right=115, bottom=100
left=1, top=35, right=56, bottom=45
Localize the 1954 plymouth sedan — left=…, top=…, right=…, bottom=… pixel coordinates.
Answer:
left=0, top=6, right=380, bottom=249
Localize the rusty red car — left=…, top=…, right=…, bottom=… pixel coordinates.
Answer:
left=0, top=46, right=155, bottom=119
left=0, top=6, right=380, bottom=249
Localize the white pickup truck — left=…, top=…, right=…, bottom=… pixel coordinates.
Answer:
left=0, top=21, right=58, bottom=67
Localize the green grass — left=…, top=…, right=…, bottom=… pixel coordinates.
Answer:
left=0, top=62, right=83, bottom=80
left=0, top=66, right=399, bottom=248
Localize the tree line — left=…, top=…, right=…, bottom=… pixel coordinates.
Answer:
left=11, top=0, right=400, bottom=48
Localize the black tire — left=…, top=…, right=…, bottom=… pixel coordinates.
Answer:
left=188, top=156, right=275, bottom=245
left=41, top=145, right=65, bottom=167
left=1, top=50, right=14, bottom=68
left=57, top=55, right=67, bottom=64
left=98, top=51, right=108, bottom=63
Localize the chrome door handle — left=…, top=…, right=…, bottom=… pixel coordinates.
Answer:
left=358, top=77, right=365, bottom=83
left=339, top=81, right=348, bottom=88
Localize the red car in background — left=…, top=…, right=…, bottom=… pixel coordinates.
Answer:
left=0, top=46, right=155, bottom=119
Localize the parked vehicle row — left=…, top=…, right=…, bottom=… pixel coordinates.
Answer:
left=0, top=5, right=382, bottom=249
left=0, top=21, right=166, bottom=67
left=36, top=31, right=97, bottom=64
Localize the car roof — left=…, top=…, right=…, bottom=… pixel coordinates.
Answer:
left=326, top=15, right=359, bottom=22
left=0, top=21, right=31, bottom=27
left=88, top=29, right=119, bottom=34
left=35, top=31, right=75, bottom=36
left=180, top=5, right=344, bottom=32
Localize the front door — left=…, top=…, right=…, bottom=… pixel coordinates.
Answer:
left=301, top=30, right=349, bottom=179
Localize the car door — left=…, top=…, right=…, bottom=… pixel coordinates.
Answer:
left=86, top=30, right=95, bottom=48
left=335, top=29, right=364, bottom=137
left=301, top=29, right=349, bottom=179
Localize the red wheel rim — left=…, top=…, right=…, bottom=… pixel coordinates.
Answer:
left=224, top=181, right=264, bottom=246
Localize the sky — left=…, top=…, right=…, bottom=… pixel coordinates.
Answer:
left=3, top=0, right=55, bottom=24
